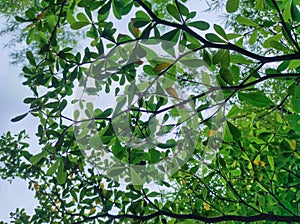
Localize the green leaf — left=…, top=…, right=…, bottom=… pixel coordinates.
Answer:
left=76, top=12, right=89, bottom=23
left=267, top=155, right=275, bottom=171
left=136, top=11, right=151, bottom=21
left=291, top=2, right=300, bottom=22
left=130, top=167, right=144, bottom=187
left=26, top=51, right=36, bottom=66
left=161, top=29, right=180, bottom=42
left=238, top=91, right=273, bottom=107
left=57, top=159, right=67, bottom=184
left=188, top=21, right=210, bottom=31
left=177, top=2, right=189, bottom=16
left=283, top=1, right=292, bottom=22
left=205, top=33, right=226, bottom=43
left=166, top=4, right=181, bottom=22
left=219, top=67, right=233, bottom=85
left=231, top=168, right=241, bottom=176
left=220, top=50, right=230, bottom=67
left=227, top=104, right=242, bottom=118
left=112, top=138, right=126, bottom=159
left=213, top=24, right=227, bottom=40
left=236, top=16, right=258, bottom=26
left=226, top=0, right=239, bottom=13
left=249, top=30, right=258, bottom=46
left=71, top=22, right=90, bottom=30
left=227, top=121, right=241, bottom=139
left=107, top=165, right=125, bottom=177
left=46, top=159, right=60, bottom=176
left=269, top=40, right=290, bottom=52
left=157, top=140, right=177, bottom=149
left=180, top=59, right=206, bottom=68
left=30, top=150, right=48, bottom=165
left=11, top=113, right=28, bottom=122
left=289, top=59, right=300, bottom=69
left=255, top=0, right=264, bottom=10
left=291, top=85, right=300, bottom=113
left=212, top=49, right=225, bottom=65
left=149, top=148, right=160, bottom=163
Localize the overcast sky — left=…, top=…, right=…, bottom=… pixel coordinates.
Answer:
left=0, top=34, right=38, bottom=221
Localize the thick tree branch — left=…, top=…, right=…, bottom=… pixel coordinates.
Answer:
left=73, top=211, right=300, bottom=223
left=134, top=0, right=300, bottom=63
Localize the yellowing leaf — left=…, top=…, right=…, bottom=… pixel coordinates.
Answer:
left=153, top=62, right=173, bottom=72
left=130, top=19, right=139, bottom=38
left=34, top=182, right=39, bottom=191
left=253, top=160, right=260, bottom=166
left=259, top=174, right=263, bottom=181
left=100, top=183, right=104, bottom=189
left=89, top=207, right=96, bottom=214
left=26, top=23, right=36, bottom=28
left=166, top=87, right=179, bottom=99
left=56, top=200, right=61, bottom=208
left=203, top=202, right=210, bottom=211
left=50, top=64, right=54, bottom=73
left=207, top=129, right=217, bottom=137
left=291, top=140, right=296, bottom=150
left=37, top=9, right=47, bottom=20
left=260, top=161, right=265, bottom=167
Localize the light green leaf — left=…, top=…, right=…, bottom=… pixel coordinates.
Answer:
left=76, top=12, right=89, bottom=23
left=130, top=167, right=144, bottom=187
left=291, top=85, right=300, bottom=113
left=236, top=16, right=258, bottom=27
left=46, top=159, right=60, bottom=176
left=57, top=160, right=67, bottom=185
left=249, top=30, right=258, bottom=46
left=30, top=150, right=48, bottom=165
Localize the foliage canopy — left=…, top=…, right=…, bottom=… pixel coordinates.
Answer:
left=1, top=0, right=300, bottom=223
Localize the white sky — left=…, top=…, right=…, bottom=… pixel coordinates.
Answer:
left=0, top=34, right=39, bottom=220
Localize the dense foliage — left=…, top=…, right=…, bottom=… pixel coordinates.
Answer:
left=1, top=0, right=300, bottom=223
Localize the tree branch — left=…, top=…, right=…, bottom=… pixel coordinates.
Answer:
left=134, top=0, right=300, bottom=63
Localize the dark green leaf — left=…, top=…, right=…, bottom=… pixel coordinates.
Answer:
left=71, top=22, right=90, bottom=30
left=188, top=21, right=210, bottom=31
left=57, top=160, right=67, bottom=184
left=238, top=91, right=273, bottom=107
left=166, top=4, right=181, bottom=22
left=226, top=0, right=239, bottom=13
left=219, top=67, right=233, bottom=85
left=11, top=113, right=28, bottom=122
left=205, top=33, right=226, bottom=43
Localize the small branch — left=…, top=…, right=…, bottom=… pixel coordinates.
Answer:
left=270, top=0, right=300, bottom=52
